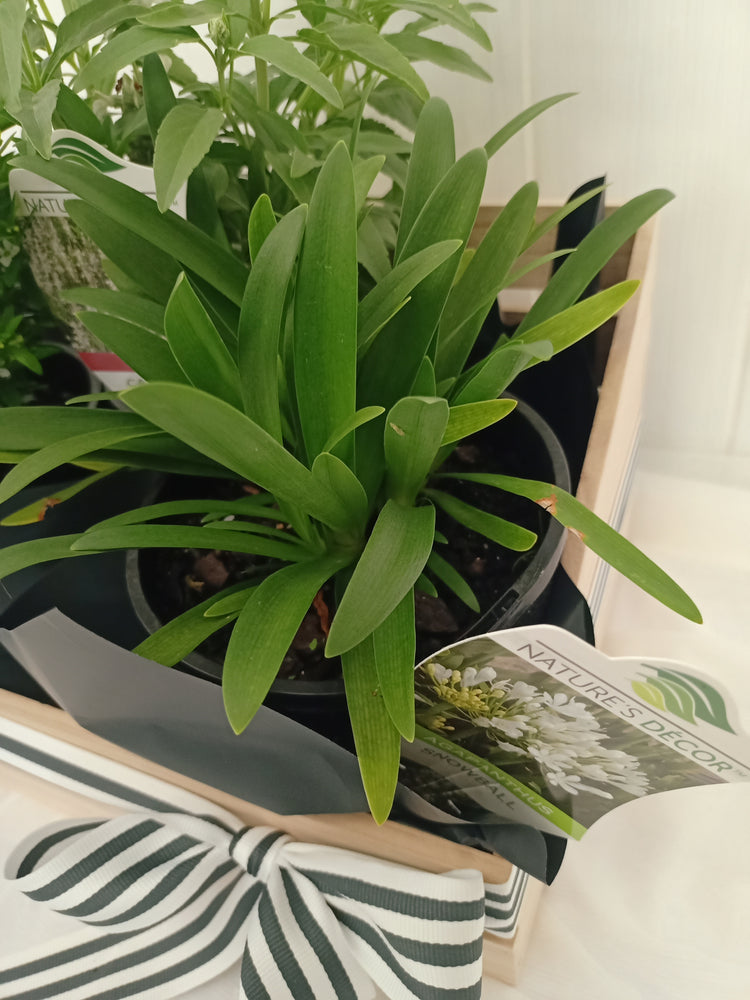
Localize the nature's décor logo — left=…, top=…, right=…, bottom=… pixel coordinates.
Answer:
left=51, top=136, right=124, bottom=173
left=632, top=665, right=735, bottom=733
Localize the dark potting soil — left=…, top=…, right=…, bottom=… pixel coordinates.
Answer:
left=138, top=412, right=553, bottom=682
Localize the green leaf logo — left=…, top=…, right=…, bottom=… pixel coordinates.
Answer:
left=52, top=136, right=124, bottom=174
left=632, top=665, right=734, bottom=733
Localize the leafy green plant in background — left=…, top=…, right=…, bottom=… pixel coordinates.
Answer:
left=0, top=149, right=59, bottom=405
left=0, top=0, right=502, bottom=260
left=0, top=92, right=701, bottom=822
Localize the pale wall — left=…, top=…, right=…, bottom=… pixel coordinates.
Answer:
left=420, top=0, right=750, bottom=480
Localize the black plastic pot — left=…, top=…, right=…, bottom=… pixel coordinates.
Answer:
left=125, top=399, right=571, bottom=747
left=33, top=341, right=99, bottom=405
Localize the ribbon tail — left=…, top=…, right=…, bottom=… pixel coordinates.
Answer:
left=0, top=873, right=259, bottom=1000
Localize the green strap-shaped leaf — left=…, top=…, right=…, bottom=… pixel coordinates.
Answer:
left=0, top=0, right=25, bottom=115
left=310, top=452, right=369, bottom=539
left=360, top=148, right=487, bottom=412
left=516, top=190, right=674, bottom=333
left=484, top=93, right=575, bottom=159
left=415, top=573, right=438, bottom=598
left=11, top=155, right=248, bottom=306
left=513, top=281, right=639, bottom=359
left=353, top=155, right=386, bottom=213
left=120, top=382, right=352, bottom=530
left=133, top=581, right=256, bottom=667
left=299, top=22, right=429, bottom=102
left=187, top=161, right=231, bottom=248
left=357, top=212, right=391, bottom=283
left=239, top=205, right=306, bottom=440
left=426, top=550, right=479, bottom=612
left=321, top=407, right=385, bottom=454
left=441, top=472, right=703, bottom=623
left=385, top=31, right=491, bottom=81
left=94, top=496, right=273, bottom=530
left=86, top=436, right=236, bottom=477
left=522, top=184, right=608, bottom=252
left=423, top=488, right=537, bottom=552
left=507, top=249, right=574, bottom=285
left=63, top=288, right=166, bottom=336
left=326, top=500, right=435, bottom=656
left=247, top=194, right=277, bottom=263
left=78, top=312, right=186, bottom=384
left=223, top=555, right=348, bottom=733
left=65, top=200, right=182, bottom=304
left=294, top=142, right=358, bottom=462
left=357, top=240, right=462, bottom=355
left=0, top=473, right=111, bottom=526
left=154, top=104, right=225, bottom=212
left=395, top=97, right=455, bottom=261
left=142, top=52, right=177, bottom=141
left=384, top=396, right=449, bottom=506
left=442, top=399, right=516, bottom=445
left=0, top=534, right=87, bottom=580
left=411, top=357, right=437, bottom=396
left=0, top=407, right=149, bottom=449
left=73, top=25, right=198, bottom=94
left=61, top=288, right=164, bottom=337
left=435, top=181, right=538, bottom=379
left=72, top=523, right=305, bottom=562
left=341, top=634, right=402, bottom=824
left=205, top=588, right=262, bottom=618
left=373, top=591, right=417, bottom=741
left=451, top=342, right=552, bottom=407
left=14, top=81, right=61, bottom=158
left=243, top=34, right=343, bottom=109
left=164, top=273, right=242, bottom=408
left=0, top=425, right=158, bottom=504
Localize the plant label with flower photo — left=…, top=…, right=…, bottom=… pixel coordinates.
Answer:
left=403, top=625, right=750, bottom=840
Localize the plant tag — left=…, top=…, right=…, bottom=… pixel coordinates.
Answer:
left=10, top=131, right=187, bottom=217
left=402, top=625, right=750, bottom=840
left=9, top=131, right=187, bottom=390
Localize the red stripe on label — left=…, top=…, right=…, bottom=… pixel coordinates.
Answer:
left=78, top=352, right=134, bottom=373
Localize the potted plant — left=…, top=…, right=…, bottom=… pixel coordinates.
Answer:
left=0, top=80, right=700, bottom=823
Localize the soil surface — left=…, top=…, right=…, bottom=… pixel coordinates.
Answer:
left=138, top=408, right=559, bottom=682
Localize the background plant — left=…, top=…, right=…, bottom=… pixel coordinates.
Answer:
left=0, top=150, right=60, bottom=406
left=0, top=0, right=504, bottom=262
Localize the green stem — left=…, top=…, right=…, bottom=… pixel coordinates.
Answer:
left=33, top=0, right=55, bottom=25
left=21, top=35, right=43, bottom=91
left=249, top=0, right=269, bottom=110
left=28, top=2, right=53, bottom=60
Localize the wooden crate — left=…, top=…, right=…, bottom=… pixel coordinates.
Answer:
left=0, top=207, right=655, bottom=988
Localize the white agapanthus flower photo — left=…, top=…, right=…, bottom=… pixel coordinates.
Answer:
left=416, top=655, right=651, bottom=804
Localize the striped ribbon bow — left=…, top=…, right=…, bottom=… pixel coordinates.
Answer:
left=1, top=810, right=488, bottom=1000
